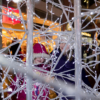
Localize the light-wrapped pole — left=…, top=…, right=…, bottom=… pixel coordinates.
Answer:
left=0, top=0, right=2, bottom=49
left=26, top=0, right=34, bottom=100
left=74, top=0, right=82, bottom=100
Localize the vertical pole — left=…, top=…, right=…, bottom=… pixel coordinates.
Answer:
left=26, top=0, right=34, bottom=100
left=74, top=0, right=82, bottom=100
left=0, top=0, right=2, bottom=49
left=0, top=1, right=2, bottom=99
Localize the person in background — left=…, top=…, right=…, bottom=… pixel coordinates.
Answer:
left=10, top=38, right=21, bottom=55
left=51, top=35, right=91, bottom=100
left=32, top=43, right=51, bottom=100
left=10, top=38, right=23, bottom=60
left=8, top=43, right=51, bottom=100
left=51, top=35, right=75, bottom=100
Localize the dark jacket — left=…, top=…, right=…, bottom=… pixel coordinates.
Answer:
left=51, top=48, right=91, bottom=87
left=51, top=48, right=75, bottom=84
left=10, top=43, right=21, bottom=55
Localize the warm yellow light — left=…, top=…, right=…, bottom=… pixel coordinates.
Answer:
left=22, top=25, right=24, bottom=28
left=47, top=21, right=49, bottom=23
left=11, top=37, right=13, bottom=40
left=84, top=0, right=86, bottom=2
left=66, top=23, right=72, bottom=31
left=2, top=31, right=6, bottom=34
left=48, top=30, right=52, bottom=32
left=81, top=32, right=91, bottom=37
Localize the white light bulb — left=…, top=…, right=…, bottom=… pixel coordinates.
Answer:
left=8, top=88, right=12, bottom=92
left=90, top=12, right=94, bottom=15
left=13, top=0, right=22, bottom=3
left=81, top=12, right=84, bottom=15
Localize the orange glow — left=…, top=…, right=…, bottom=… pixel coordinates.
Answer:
left=2, top=12, right=61, bottom=51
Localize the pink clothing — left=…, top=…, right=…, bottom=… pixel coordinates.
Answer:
left=9, top=64, right=50, bottom=100
left=32, top=83, right=49, bottom=100
left=33, top=43, right=50, bottom=59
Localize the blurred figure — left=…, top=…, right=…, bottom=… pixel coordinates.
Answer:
left=51, top=35, right=91, bottom=100
left=10, top=38, right=23, bottom=60
left=10, top=38, right=21, bottom=55
left=8, top=43, right=50, bottom=100
left=51, top=35, right=75, bottom=100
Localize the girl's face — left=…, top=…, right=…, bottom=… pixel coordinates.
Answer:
left=34, top=57, right=45, bottom=64
left=60, top=43, right=70, bottom=53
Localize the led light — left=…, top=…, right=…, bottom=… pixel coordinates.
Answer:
left=8, top=88, right=12, bottom=92
left=22, top=25, right=24, bottom=28
left=72, top=17, right=74, bottom=20
left=90, top=12, right=94, bottom=15
left=13, top=0, right=22, bottom=3
left=81, top=12, right=84, bottom=15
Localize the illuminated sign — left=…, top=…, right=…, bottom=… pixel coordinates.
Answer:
left=2, top=7, right=21, bottom=25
